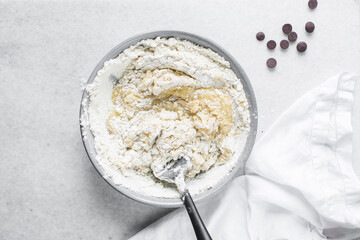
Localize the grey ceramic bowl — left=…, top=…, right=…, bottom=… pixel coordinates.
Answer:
left=80, top=30, right=257, bottom=208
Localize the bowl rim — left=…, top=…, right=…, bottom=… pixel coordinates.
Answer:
left=79, top=30, right=258, bottom=208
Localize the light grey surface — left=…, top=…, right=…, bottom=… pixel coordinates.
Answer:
left=0, top=0, right=359, bottom=239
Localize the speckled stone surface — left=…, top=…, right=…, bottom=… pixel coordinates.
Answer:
left=0, top=0, right=359, bottom=239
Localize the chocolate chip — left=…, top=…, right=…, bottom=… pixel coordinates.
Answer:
left=308, top=0, right=318, bottom=9
left=305, top=22, right=315, bottom=33
left=256, top=32, right=265, bottom=41
left=288, top=32, right=298, bottom=42
left=282, top=24, right=292, bottom=34
left=266, top=58, right=277, bottom=68
left=297, top=42, right=307, bottom=52
left=280, top=40, right=289, bottom=49
left=267, top=40, right=276, bottom=50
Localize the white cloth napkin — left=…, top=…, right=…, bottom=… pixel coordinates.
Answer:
left=130, top=72, right=360, bottom=240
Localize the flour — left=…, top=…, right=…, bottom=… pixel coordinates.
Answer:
left=86, top=37, right=250, bottom=198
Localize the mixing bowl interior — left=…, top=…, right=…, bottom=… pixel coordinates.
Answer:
left=80, top=30, right=258, bottom=208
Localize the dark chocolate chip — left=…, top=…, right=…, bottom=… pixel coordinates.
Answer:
left=266, top=58, right=277, bottom=68
left=305, top=21, right=315, bottom=33
left=308, top=0, right=318, bottom=9
left=297, top=41, right=307, bottom=52
left=267, top=40, right=276, bottom=50
left=256, top=32, right=265, bottom=41
left=282, top=24, right=293, bottom=34
left=280, top=40, right=289, bottom=49
left=288, top=32, right=298, bottom=42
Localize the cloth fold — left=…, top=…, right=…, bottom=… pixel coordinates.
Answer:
left=130, top=73, right=360, bottom=240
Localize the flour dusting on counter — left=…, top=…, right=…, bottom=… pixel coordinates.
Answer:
left=86, top=37, right=250, bottom=198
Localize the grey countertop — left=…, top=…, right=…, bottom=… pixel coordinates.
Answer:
left=1, top=0, right=359, bottom=239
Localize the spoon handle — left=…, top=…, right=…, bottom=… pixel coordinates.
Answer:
left=182, top=190, right=212, bottom=240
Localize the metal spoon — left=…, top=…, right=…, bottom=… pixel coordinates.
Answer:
left=153, top=157, right=212, bottom=240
